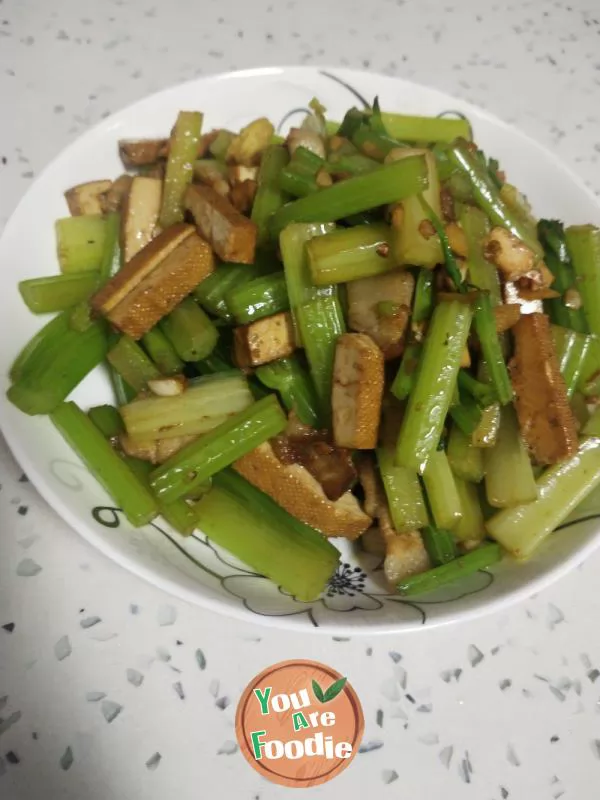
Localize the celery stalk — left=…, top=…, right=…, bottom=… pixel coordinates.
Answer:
left=380, top=112, right=472, bottom=143
left=306, top=223, right=394, bottom=285
left=377, top=448, right=429, bottom=533
left=160, top=298, right=218, bottom=362
left=196, top=470, right=339, bottom=601
left=422, top=449, right=463, bottom=531
left=142, top=327, right=184, bottom=376
left=487, top=437, right=600, bottom=559
left=251, top=145, right=290, bottom=244
left=447, top=424, right=484, bottom=483
left=255, top=357, right=319, bottom=428
left=120, top=372, right=253, bottom=441
left=453, top=477, right=486, bottom=543
left=397, top=543, right=502, bottom=596
left=8, top=322, right=108, bottom=416
left=270, top=155, right=428, bottom=237
left=483, top=405, right=537, bottom=508
left=88, top=404, right=124, bottom=439
left=50, top=402, right=158, bottom=527
left=159, top=111, right=203, bottom=227
left=389, top=149, right=442, bottom=268
left=565, top=225, right=600, bottom=336
left=280, top=223, right=345, bottom=424
left=107, top=335, right=160, bottom=392
left=9, top=311, right=70, bottom=383
left=150, top=395, right=287, bottom=503
left=226, top=272, right=290, bottom=324
left=56, top=215, right=107, bottom=273
left=19, top=272, right=100, bottom=314
left=395, top=300, right=473, bottom=473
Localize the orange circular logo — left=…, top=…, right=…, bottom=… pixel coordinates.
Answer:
left=235, top=659, right=364, bottom=788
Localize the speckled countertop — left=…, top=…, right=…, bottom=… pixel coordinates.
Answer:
left=2, top=0, right=600, bottom=798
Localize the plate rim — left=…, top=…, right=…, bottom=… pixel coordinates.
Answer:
left=1, top=64, right=599, bottom=634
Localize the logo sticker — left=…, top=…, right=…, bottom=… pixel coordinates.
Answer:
left=235, top=659, right=364, bottom=788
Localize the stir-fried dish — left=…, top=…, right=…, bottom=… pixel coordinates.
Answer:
left=8, top=99, right=600, bottom=602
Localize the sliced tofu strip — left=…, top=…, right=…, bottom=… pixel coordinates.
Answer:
left=233, top=312, right=297, bottom=368
left=119, top=138, right=168, bottom=167
left=347, top=270, right=414, bottom=359
left=332, top=333, right=384, bottom=449
left=121, top=176, right=163, bottom=264
left=91, top=224, right=215, bottom=339
left=234, top=441, right=371, bottom=539
left=509, top=312, right=579, bottom=464
left=64, top=180, right=112, bottom=216
left=103, top=174, right=133, bottom=213
left=184, top=184, right=257, bottom=264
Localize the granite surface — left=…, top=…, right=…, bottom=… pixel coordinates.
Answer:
left=2, top=0, right=600, bottom=797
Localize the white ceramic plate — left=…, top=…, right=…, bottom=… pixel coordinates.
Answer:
left=2, top=66, right=600, bottom=634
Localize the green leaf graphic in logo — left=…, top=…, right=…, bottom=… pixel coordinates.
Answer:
left=312, top=679, right=325, bottom=703
left=312, top=676, right=347, bottom=703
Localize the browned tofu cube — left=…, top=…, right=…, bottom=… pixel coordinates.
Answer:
left=91, top=223, right=215, bottom=339
left=118, top=138, right=168, bottom=167
left=233, top=312, right=297, bottom=368
left=184, top=184, right=257, bottom=264
left=64, top=180, right=112, bottom=216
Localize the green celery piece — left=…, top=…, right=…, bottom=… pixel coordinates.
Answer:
left=56, top=215, right=107, bottom=273
left=460, top=205, right=501, bottom=304
left=120, top=372, right=253, bottom=441
left=159, top=111, right=203, bottom=227
left=270, top=155, right=428, bottom=237
left=150, top=395, right=287, bottom=503
left=160, top=298, right=218, bottom=362
left=9, top=311, right=70, bottom=383
left=551, top=325, right=591, bottom=399
left=380, top=111, right=472, bottom=143
left=226, top=272, right=290, bottom=324
left=19, top=272, right=100, bottom=314
left=107, top=335, right=160, bottom=392
left=98, top=211, right=121, bottom=282
left=396, top=300, right=473, bottom=473
left=280, top=223, right=345, bottom=425
left=447, top=424, right=484, bottom=483
left=487, top=437, right=600, bottom=559
left=8, top=322, right=108, bottom=416
left=196, top=469, right=340, bottom=602
left=483, top=405, right=537, bottom=508
left=88, top=404, right=124, bottom=439
left=377, top=448, right=428, bottom=533
left=538, top=219, right=588, bottom=333
left=421, top=525, right=458, bottom=566
left=473, top=293, right=513, bottom=405
left=251, top=145, right=290, bottom=244
left=565, top=225, right=600, bottom=337
left=255, top=356, right=319, bottom=428
left=447, top=140, right=542, bottom=257
left=422, top=448, right=463, bottom=531
left=142, top=327, right=184, bottom=376
left=397, top=543, right=501, bottom=596
left=306, top=223, right=394, bottom=285
left=50, top=402, right=158, bottom=527
left=453, top=476, right=486, bottom=543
